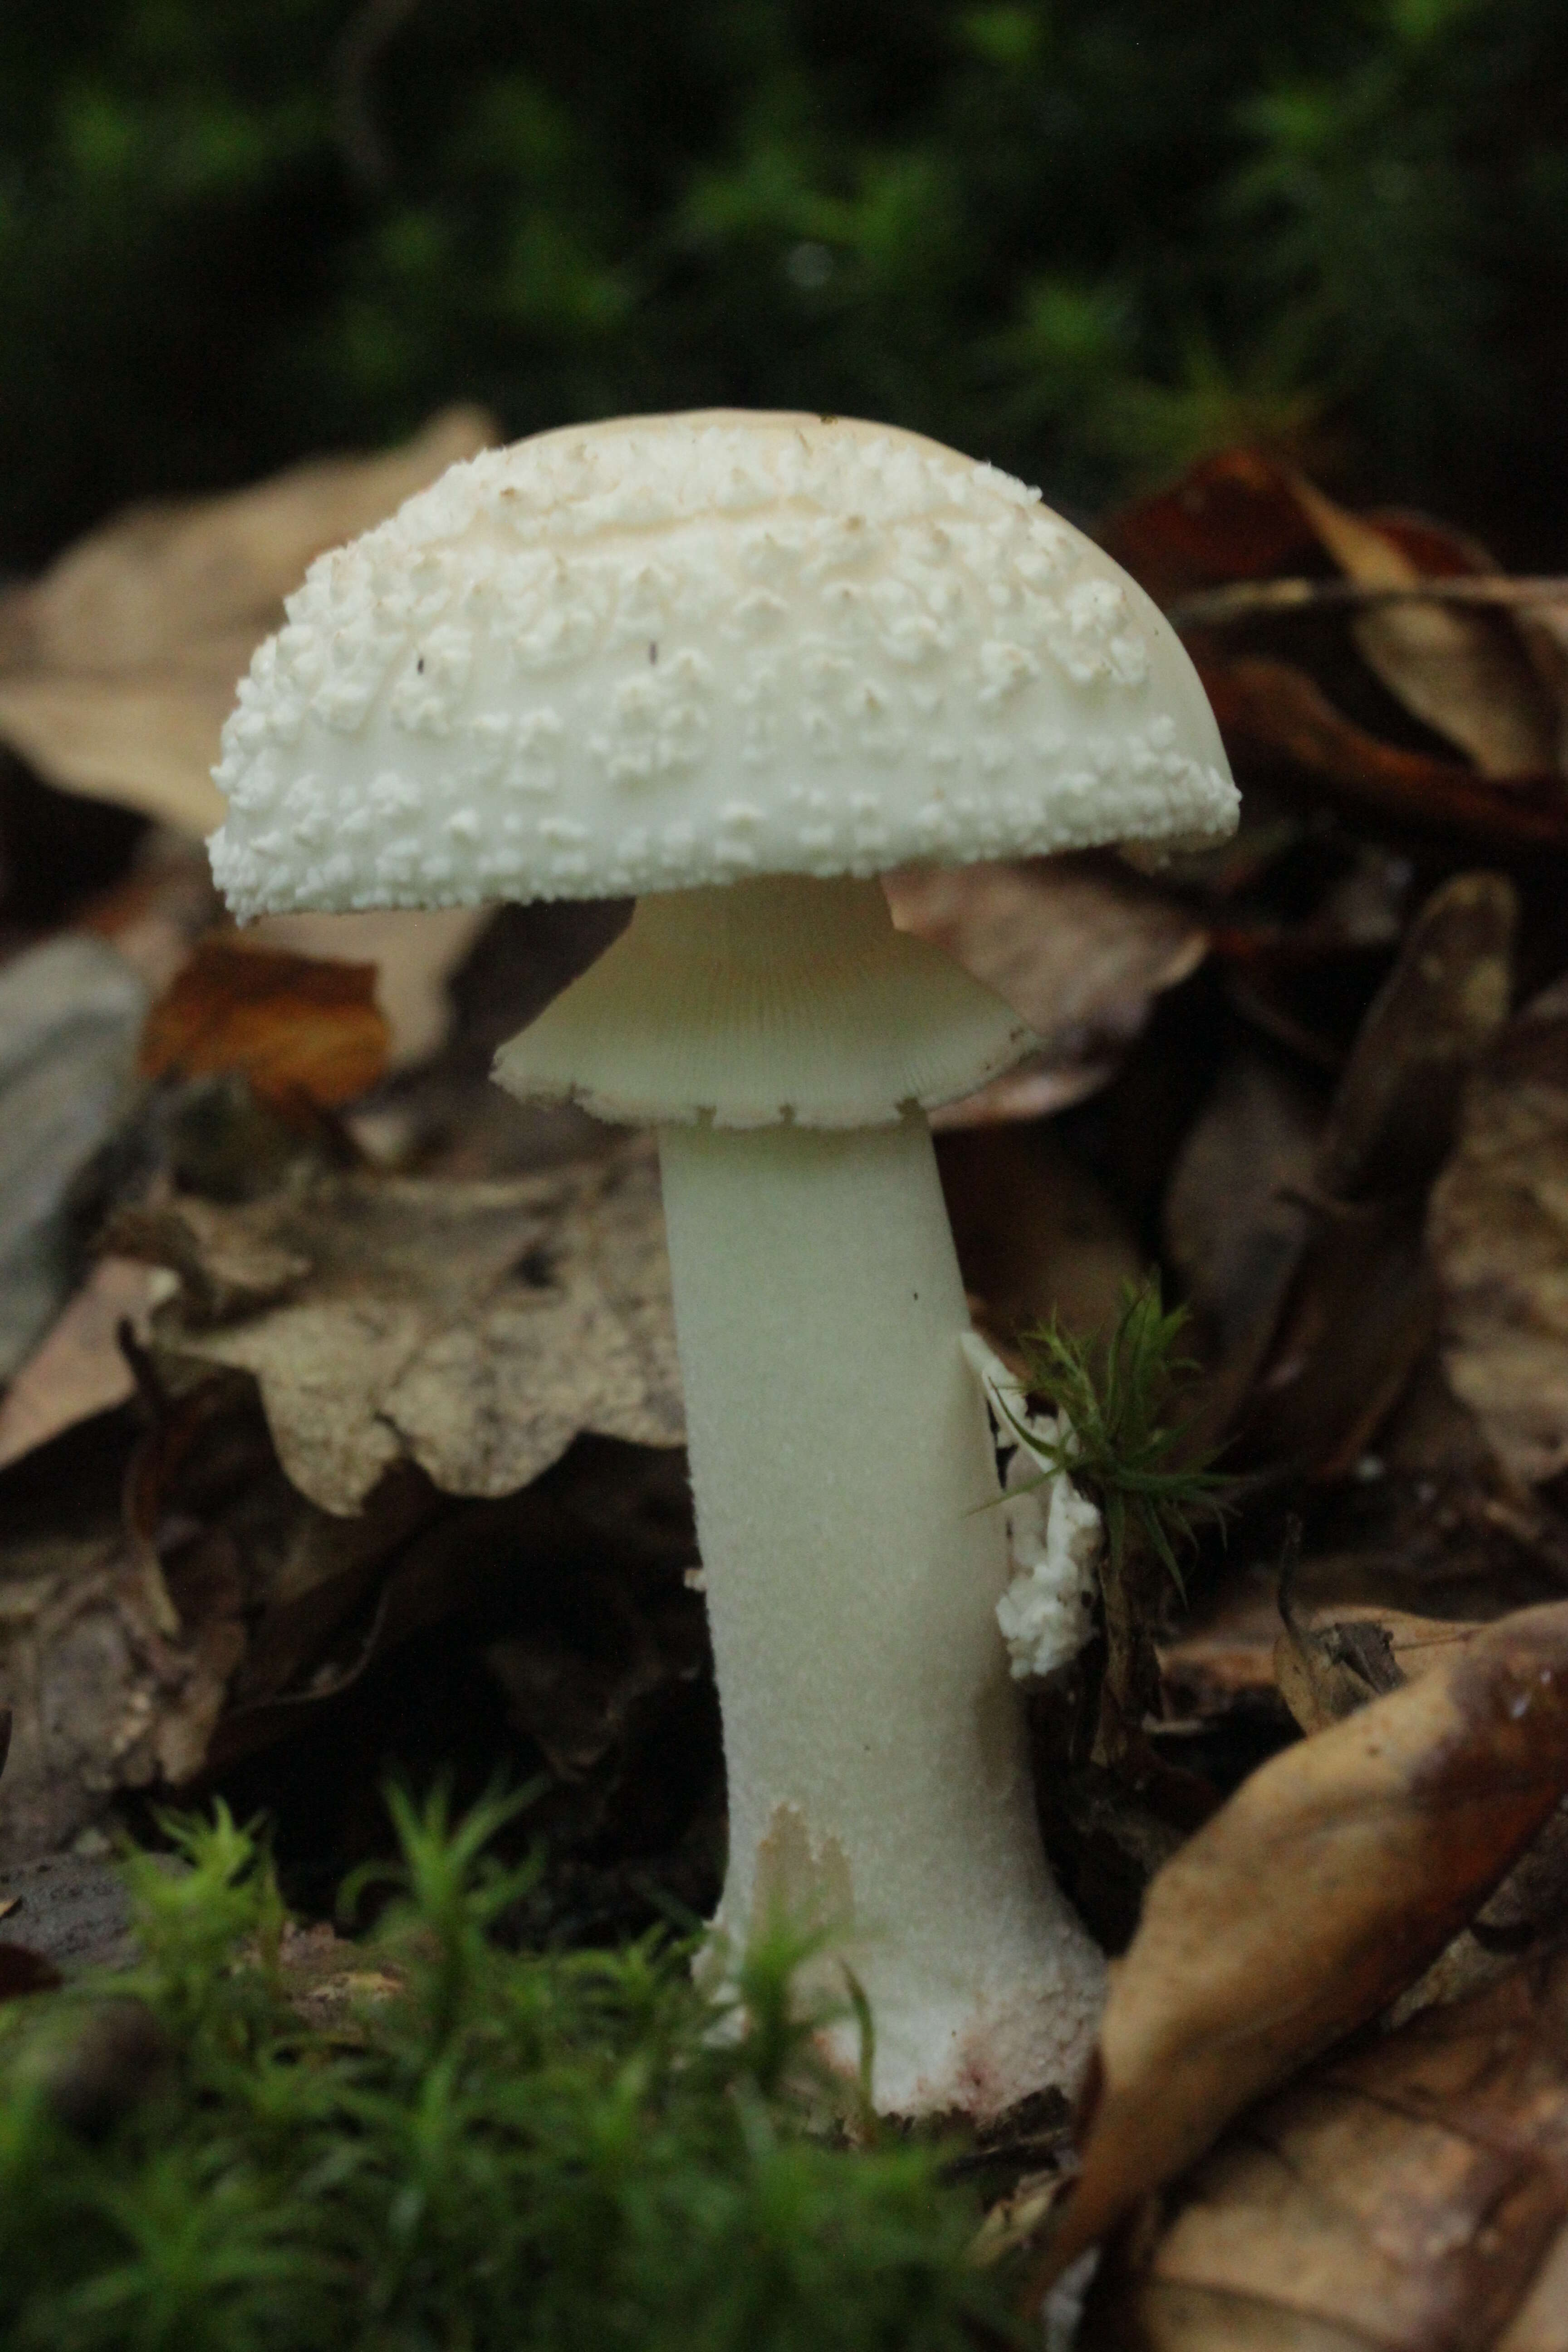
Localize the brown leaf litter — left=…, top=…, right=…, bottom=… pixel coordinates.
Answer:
left=1286, top=470, right=1560, bottom=782
left=0, top=1407, right=253, bottom=1860
left=0, top=406, right=497, bottom=837
left=1431, top=972, right=1568, bottom=1494
left=139, top=937, right=391, bottom=1111
left=0, top=1122, right=688, bottom=1859
left=1087, top=1936, right=1568, bottom=2352
left=1193, top=868, right=1516, bottom=1475
left=885, top=854, right=1209, bottom=1126
left=1107, top=445, right=1568, bottom=848
left=110, top=1139, right=682, bottom=1517
left=7, top=416, right=1568, bottom=2308
left=1029, top=1602, right=1568, bottom=2302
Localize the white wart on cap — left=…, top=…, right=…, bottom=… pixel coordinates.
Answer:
left=209, top=409, right=1237, bottom=921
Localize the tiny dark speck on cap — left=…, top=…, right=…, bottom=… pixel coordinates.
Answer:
left=649, top=641, right=658, bottom=664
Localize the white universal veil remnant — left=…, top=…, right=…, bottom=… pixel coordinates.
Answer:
left=209, top=410, right=1238, bottom=2118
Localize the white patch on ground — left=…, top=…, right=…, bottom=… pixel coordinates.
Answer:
left=962, top=1331, right=1102, bottom=1681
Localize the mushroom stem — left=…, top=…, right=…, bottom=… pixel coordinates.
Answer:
left=658, top=1110, right=1104, bottom=2117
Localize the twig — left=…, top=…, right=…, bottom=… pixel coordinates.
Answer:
left=1167, top=575, right=1568, bottom=630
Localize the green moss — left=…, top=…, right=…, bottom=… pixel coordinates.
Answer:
left=0, top=1790, right=1023, bottom=2352
left=1008, top=1274, right=1233, bottom=1602
left=3, top=1, right=1568, bottom=564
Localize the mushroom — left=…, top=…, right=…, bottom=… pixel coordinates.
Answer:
left=209, top=411, right=1237, bottom=2118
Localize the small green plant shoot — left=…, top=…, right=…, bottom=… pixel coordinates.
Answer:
left=1004, top=1274, right=1232, bottom=1602
left=0, top=1791, right=1024, bottom=2352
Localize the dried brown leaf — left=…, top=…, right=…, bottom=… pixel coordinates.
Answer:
left=0, top=1512, right=226, bottom=1861
left=1289, top=474, right=1559, bottom=780
left=1515, top=594, right=1568, bottom=771
left=1032, top=1602, right=1568, bottom=2298
left=1162, top=1051, right=1321, bottom=1362
left=1213, top=873, right=1515, bottom=1474
left=1102, top=448, right=1322, bottom=606
left=117, top=1143, right=683, bottom=1516
left=1431, top=975, right=1568, bottom=1492
left=885, top=855, right=1208, bottom=1127
left=0, top=1258, right=168, bottom=1472
left=139, top=938, right=390, bottom=1109
left=78, top=837, right=226, bottom=998
left=1086, top=1940, right=1568, bottom=2352
left=1272, top=1610, right=1404, bottom=1736
left=1313, top=872, right=1514, bottom=1206
left=111, top=1197, right=314, bottom=1323
left=1160, top=1591, right=1480, bottom=1724
left=937, top=1125, right=1141, bottom=1349
left=0, top=1372, right=449, bottom=1857
left=1200, top=658, right=1568, bottom=848
left=0, top=406, right=497, bottom=834
left=1109, top=447, right=1565, bottom=794
left=0, top=671, right=247, bottom=839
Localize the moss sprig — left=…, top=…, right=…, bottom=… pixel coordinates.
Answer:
left=0, top=1793, right=1025, bottom=2352
left=1002, top=1274, right=1232, bottom=1602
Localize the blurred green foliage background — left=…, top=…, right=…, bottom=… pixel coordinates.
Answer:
left=2, top=0, right=1565, bottom=568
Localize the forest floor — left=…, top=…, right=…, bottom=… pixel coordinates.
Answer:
left=1, top=424, right=1567, bottom=2346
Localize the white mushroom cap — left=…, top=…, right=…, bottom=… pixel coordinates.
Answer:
left=208, top=410, right=1236, bottom=919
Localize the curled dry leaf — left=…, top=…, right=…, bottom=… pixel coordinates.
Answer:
left=885, top=855, right=1208, bottom=1127
left=1310, top=872, right=1514, bottom=1206
left=138, top=938, right=390, bottom=1110
left=113, top=1141, right=683, bottom=1516
left=1162, top=1050, right=1320, bottom=1363
left=1159, top=1588, right=1480, bottom=1726
left=1087, top=1939, right=1568, bottom=2352
left=1272, top=1605, right=1404, bottom=1737
left=0, top=1258, right=168, bottom=1472
left=1516, top=594, right=1568, bottom=771
left=1197, top=871, right=1514, bottom=1475
left=0, top=406, right=498, bottom=835
left=1200, top=658, right=1568, bottom=849
left=1272, top=1602, right=1488, bottom=1738
left=1030, top=1602, right=1568, bottom=2300
left=1288, top=472, right=1559, bottom=781
left=76, top=833, right=225, bottom=1000
left=1108, top=445, right=1568, bottom=832
left=1430, top=975, right=1568, bottom=1491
